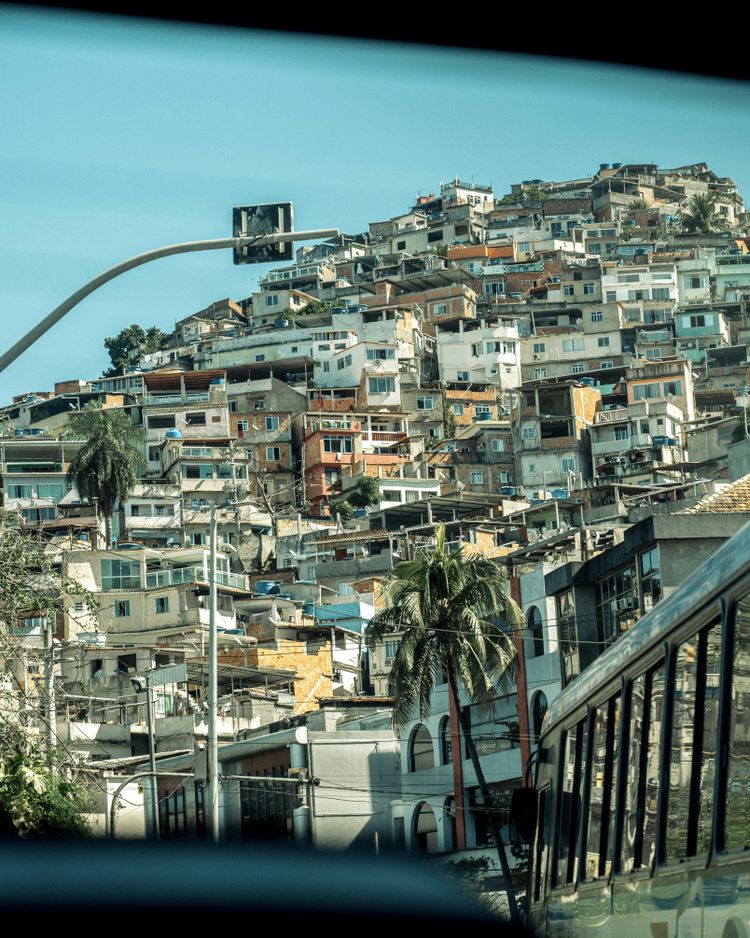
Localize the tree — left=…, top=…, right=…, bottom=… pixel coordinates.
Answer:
left=680, top=193, right=726, bottom=235
left=66, top=409, right=146, bottom=547
left=330, top=476, right=381, bottom=521
left=366, top=525, right=523, bottom=925
left=104, top=324, right=170, bottom=376
left=442, top=389, right=457, bottom=441
left=0, top=513, right=95, bottom=836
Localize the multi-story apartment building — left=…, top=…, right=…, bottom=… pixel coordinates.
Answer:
left=515, top=379, right=602, bottom=490
left=435, top=317, right=521, bottom=387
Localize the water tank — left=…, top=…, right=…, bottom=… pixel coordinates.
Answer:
left=164, top=428, right=182, bottom=439
left=612, top=162, right=623, bottom=169
left=14, top=429, right=26, bottom=437
left=274, top=319, right=290, bottom=329
left=599, top=163, right=611, bottom=170
left=29, top=427, right=44, bottom=436
left=255, top=580, right=281, bottom=595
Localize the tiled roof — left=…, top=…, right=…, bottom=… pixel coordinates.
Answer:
left=682, top=475, right=750, bottom=513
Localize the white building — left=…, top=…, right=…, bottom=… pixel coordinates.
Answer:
left=436, top=318, right=521, bottom=387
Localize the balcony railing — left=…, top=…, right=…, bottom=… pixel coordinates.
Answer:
left=594, top=409, right=629, bottom=425
left=145, top=566, right=248, bottom=590
left=144, top=391, right=211, bottom=406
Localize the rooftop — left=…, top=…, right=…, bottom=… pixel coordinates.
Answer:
left=681, top=474, right=750, bottom=513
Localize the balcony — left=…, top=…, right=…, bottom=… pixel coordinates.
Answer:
left=591, top=436, right=632, bottom=456
left=145, top=566, right=249, bottom=591
left=144, top=391, right=210, bottom=406
left=594, top=409, right=629, bottom=425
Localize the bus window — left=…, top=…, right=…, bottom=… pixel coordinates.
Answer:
left=585, top=695, right=620, bottom=879
left=726, top=594, right=750, bottom=852
left=620, top=674, right=648, bottom=873
left=696, top=622, right=721, bottom=855
left=664, top=620, right=721, bottom=860
left=555, top=717, right=589, bottom=886
left=642, top=665, right=665, bottom=869
left=533, top=788, right=552, bottom=903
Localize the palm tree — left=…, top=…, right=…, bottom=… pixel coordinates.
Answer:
left=66, top=408, right=145, bottom=548
left=680, top=193, right=725, bottom=234
left=366, top=525, right=523, bottom=925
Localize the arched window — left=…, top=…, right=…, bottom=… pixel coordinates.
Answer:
left=527, top=606, right=545, bottom=658
left=408, top=724, right=435, bottom=772
left=531, top=690, right=548, bottom=745
left=413, top=801, right=438, bottom=853
left=439, top=716, right=453, bottom=765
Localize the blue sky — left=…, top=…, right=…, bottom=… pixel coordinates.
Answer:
left=2, top=6, right=750, bottom=403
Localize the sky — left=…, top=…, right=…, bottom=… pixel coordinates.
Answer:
left=3, top=7, right=750, bottom=404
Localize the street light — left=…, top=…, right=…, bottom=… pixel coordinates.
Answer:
left=0, top=209, right=339, bottom=374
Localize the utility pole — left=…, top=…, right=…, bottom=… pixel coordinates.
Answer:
left=144, top=670, right=160, bottom=839
left=207, top=505, right=220, bottom=842
left=43, top=618, right=57, bottom=765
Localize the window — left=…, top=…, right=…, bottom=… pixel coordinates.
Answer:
left=452, top=403, right=464, bottom=415
left=527, top=606, right=544, bottom=658
left=337, top=354, right=353, bottom=370
left=471, top=342, right=482, bottom=357
left=684, top=275, right=706, bottom=290
left=533, top=342, right=546, bottom=354
left=563, top=285, right=575, bottom=296
left=470, top=471, right=484, bottom=484
left=154, top=505, right=173, bottom=516
left=561, top=456, right=576, bottom=474
left=255, top=354, right=265, bottom=362
left=688, top=314, right=709, bottom=328
left=266, top=446, right=281, bottom=461
left=416, top=397, right=433, bottom=411
left=236, top=419, right=249, bottom=432
left=633, top=382, right=660, bottom=401
left=366, top=348, right=395, bottom=361
left=433, top=303, right=448, bottom=316
left=597, top=336, right=610, bottom=348
left=148, top=414, right=176, bottom=429
left=265, top=416, right=280, bottom=431
left=456, top=371, right=469, bottom=382
left=385, top=640, right=399, bottom=663
left=555, top=718, right=589, bottom=885
left=583, top=283, right=595, bottom=295
left=614, top=425, right=629, bottom=440
left=148, top=445, right=161, bottom=461
left=571, top=364, right=585, bottom=374
left=183, top=464, right=213, bottom=480
left=368, top=376, right=396, bottom=394
left=185, top=411, right=206, bottom=426
left=584, top=696, right=621, bottom=880
left=228, top=400, right=237, bottom=413
left=651, top=287, right=670, bottom=301
left=727, top=592, right=750, bottom=852
left=409, top=725, right=434, bottom=772
left=427, top=230, right=443, bottom=243
left=606, top=291, right=616, bottom=302
left=621, top=664, right=665, bottom=872
left=491, top=438, right=504, bottom=452
left=563, top=338, right=585, bottom=352
left=475, top=404, right=491, bottom=415
left=396, top=240, right=406, bottom=250
left=600, top=360, right=613, bottom=369
left=101, top=559, right=141, bottom=591
left=323, top=361, right=330, bottom=373
left=323, top=435, right=353, bottom=454
left=265, top=294, right=279, bottom=307
left=114, top=600, right=131, bottom=618
left=665, top=622, right=721, bottom=861
left=324, top=468, right=341, bottom=486
left=534, top=368, right=547, bottom=380
left=155, top=596, right=169, bottom=614
left=439, top=717, right=453, bottom=767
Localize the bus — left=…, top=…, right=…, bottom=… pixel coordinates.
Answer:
left=516, top=519, right=750, bottom=937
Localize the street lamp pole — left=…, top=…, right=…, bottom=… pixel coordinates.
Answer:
left=0, top=228, right=339, bottom=375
